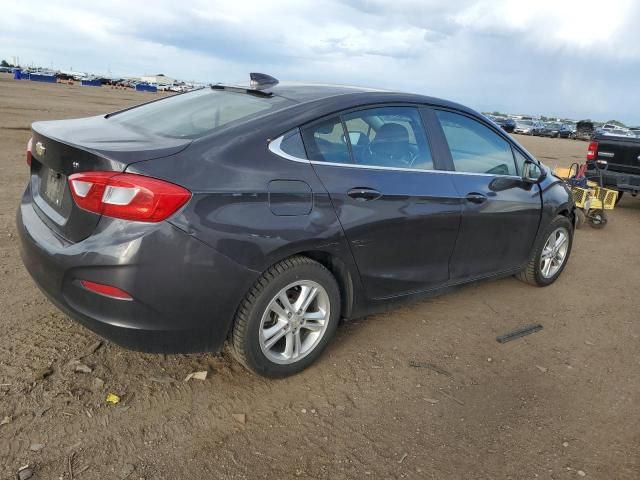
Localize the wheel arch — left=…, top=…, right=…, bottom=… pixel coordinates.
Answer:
left=298, top=250, right=356, bottom=320
left=556, top=205, right=575, bottom=224
left=227, top=247, right=360, bottom=345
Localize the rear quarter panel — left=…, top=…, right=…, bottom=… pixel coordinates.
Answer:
left=126, top=130, right=366, bottom=317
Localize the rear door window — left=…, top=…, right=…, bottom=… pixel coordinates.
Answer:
left=435, top=110, right=517, bottom=176
left=343, top=107, right=433, bottom=170
left=300, top=107, right=433, bottom=170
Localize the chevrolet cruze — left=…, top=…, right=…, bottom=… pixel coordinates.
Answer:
left=17, top=74, right=575, bottom=377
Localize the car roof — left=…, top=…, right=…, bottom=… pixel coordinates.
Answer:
left=231, top=82, right=467, bottom=111
left=251, top=82, right=479, bottom=121
left=268, top=82, right=389, bottom=102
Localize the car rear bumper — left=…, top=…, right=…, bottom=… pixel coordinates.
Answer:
left=586, top=167, right=640, bottom=194
left=17, top=185, right=257, bottom=353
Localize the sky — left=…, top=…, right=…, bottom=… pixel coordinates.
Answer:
left=2, top=0, right=640, bottom=124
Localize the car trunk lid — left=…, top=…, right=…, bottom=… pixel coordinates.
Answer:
left=30, top=115, right=191, bottom=243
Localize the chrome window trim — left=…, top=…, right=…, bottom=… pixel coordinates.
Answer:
left=268, top=134, right=522, bottom=179
left=268, top=135, right=310, bottom=164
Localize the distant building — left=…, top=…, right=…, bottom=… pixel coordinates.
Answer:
left=140, top=74, right=175, bottom=86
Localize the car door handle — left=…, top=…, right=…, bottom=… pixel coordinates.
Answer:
left=465, top=192, right=488, bottom=204
left=347, top=188, right=383, bottom=201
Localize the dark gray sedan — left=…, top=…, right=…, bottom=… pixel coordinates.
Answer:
left=17, top=74, right=575, bottom=377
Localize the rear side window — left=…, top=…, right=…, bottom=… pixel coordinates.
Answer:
left=300, top=117, right=351, bottom=164
left=280, top=131, right=307, bottom=158
left=110, top=88, right=292, bottom=139
left=436, top=110, right=516, bottom=176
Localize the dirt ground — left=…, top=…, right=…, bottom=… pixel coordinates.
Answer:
left=1, top=73, right=639, bottom=480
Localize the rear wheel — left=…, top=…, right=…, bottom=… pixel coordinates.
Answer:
left=231, top=256, right=340, bottom=377
left=517, top=216, right=573, bottom=286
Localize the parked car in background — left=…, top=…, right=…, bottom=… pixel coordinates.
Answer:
left=596, top=126, right=633, bottom=138
left=169, top=84, right=189, bottom=93
left=492, top=116, right=516, bottom=133
left=0, top=66, right=13, bottom=73
left=17, top=74, right=575, bottom=377
left=541, top=122, right=563, bottom=138
left=559, top=123, right=577, bottom=139
left=514, top=120, right=536, bottom=135
left=531, top=122, right=547, bottom=136
left=600, top=123, right=622, bottom=133
left=629, top=127, right=640, bottom=138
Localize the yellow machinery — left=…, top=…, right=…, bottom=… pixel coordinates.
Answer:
left=553, top=164, right=618, bottom=228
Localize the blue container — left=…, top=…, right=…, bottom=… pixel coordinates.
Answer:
left=29, top=74, right=57, bottom=83
left=135, top=83, right=157, bottom=93
left=81, top=79, right=102, bottom=87
left=13, top=69, right=21, bottom=80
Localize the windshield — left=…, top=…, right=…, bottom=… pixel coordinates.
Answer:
left=109, top=88, right=293, bottom=138
left=517, top=120, right=533, bottom=126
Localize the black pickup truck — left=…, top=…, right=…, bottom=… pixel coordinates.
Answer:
left=586, top=134, right=640, bottom=201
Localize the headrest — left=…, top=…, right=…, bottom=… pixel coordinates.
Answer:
left=373, top=123, right=409, bottom=143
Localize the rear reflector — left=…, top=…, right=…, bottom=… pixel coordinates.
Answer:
left=80, top=280, right=133, bottom=300
left=68, top=171, right=191, bottom=222
left=27, top=137, right=33, bottom=167
left=587, top=141, right=598, bottom=161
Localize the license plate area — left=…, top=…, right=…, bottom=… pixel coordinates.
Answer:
left=40, top=167, right=67, bottom=209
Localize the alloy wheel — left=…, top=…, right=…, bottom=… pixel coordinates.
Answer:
left=259, top=280, right=331, bottom=365
left=540, top=227, right=569, bottom=278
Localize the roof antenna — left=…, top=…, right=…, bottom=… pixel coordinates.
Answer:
left=250, top=73, right=279, bottom=91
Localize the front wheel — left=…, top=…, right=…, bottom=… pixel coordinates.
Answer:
left=517, top=216, right=573, bottom=286
left=231, top=256, right=341, bottom=377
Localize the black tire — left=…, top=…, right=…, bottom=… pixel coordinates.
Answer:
left=517, top=215, right=573, bottom=287
left=231, top=255, right=341, bottom=378
left=588, top=209, right=607, bottom=229
left=575, top=209, right=586, bottom=229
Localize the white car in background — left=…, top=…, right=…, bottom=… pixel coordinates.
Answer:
left=514, top=119, right=537, bottom=135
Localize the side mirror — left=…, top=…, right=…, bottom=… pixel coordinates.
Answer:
left=522, top=159, right=546, bottom=184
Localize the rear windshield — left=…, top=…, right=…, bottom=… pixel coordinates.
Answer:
left=109, top=88, right=293, bottom=139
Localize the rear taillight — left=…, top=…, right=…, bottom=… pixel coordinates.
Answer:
left=68, top=171, right=191, bottom=222
left=587, top=141, right=598, bottom=161
left=80, top=280, right=133, bottom=300
left=27, top=137, right=33, bottom=166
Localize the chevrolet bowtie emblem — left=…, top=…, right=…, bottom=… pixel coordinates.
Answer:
left=35, top=141, right=46, bottom=157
